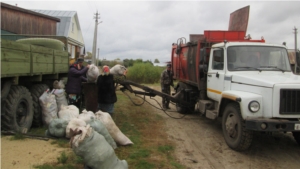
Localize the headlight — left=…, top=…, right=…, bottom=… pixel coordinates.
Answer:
left=248, top=101, right=260, bottom=113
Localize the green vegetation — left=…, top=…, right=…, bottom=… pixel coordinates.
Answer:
left=126, top=62, right=164, bottom=83
left=57, top=151, right=68, bottom=164
left=9, top=132, right=26, bottom=140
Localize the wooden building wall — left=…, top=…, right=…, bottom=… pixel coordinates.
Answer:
left=1, top=3, right=59, bottom=35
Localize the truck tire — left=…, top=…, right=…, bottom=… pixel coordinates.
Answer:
left=1, top=86, right=33, bottom=133
left=16, top=38, right=65, bottom=51
left=292, top=132, right=300, bottom=145
left=222, top=103, right=253, bottom=151
left=30, top=84, right=49, bottom=127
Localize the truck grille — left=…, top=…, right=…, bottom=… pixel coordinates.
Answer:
left=280, top=89, right=300, bottom=115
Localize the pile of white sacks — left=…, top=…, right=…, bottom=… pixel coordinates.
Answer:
left=39, top=76, right=131, bottom=169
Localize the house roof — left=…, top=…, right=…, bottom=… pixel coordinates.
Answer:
left=1, top=3, right=60, bottom=22
left=31, top=10, right=81, bottom=37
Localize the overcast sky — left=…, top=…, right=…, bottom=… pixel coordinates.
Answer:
left=2, top=0, right=300, bottom=64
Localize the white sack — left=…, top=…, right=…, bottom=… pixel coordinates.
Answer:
left=70, top=125, right=128, bottom=169
left=66, top=118, right=86, bottom=138
left=78, top=109, right=95, bottom=123
left=39, top=90, right=58, bottom=126
left=95, top=110, right=133, bottom=146
left=53, top=80, right=65, bottom=89
left=52, top=89, right=68, bottom=112
left=110, top=64, right=127, bottom=75
left=45, top=118, right=68, bottom=138
left=58, top=105, right=79, bottom=122
left=86, top=64, right=99, bottom=83
left=88, top=119, right=117, bottom=149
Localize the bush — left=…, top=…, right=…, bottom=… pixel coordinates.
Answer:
left=126, top=63, right=164, bottom=84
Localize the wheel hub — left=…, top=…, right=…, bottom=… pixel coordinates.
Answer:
left=225, top=113, right=238, bottom=138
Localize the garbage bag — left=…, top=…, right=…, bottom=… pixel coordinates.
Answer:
left=53, top=80, right=65, bottom=89
left=87, top=118, right=117, bottom=149
left=66, top=118, right=86, bottom=138
left=110, top=64, right=127, bottom=75
left=70, top=125, right=128, bottom=169
left=39, top=89, right=58, bottom=126
left=52, top=89, right=68, bottom=112
left=58, top=105, right=79, bottom=122
left=95, top=110, right=133, bottom=146
left=87, top=64, right=99, bottom=83
left=78, top=109, right=96, bottom=123
left=45, top=118, right=68, bottom=138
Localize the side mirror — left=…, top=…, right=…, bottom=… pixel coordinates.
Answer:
left=200, top=48, right=207, bottom=63
left=296, top=52, right=300, bottom=66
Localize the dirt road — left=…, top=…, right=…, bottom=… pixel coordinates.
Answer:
left=146, top=93, right=300, bottom=169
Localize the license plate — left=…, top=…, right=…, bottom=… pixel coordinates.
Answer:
left=295, top=124, right=300, bottom=130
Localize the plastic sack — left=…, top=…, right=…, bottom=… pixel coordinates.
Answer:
left=70, top=125, right=128, bottom=169
left=95, top=110, right=133, bottom=146
left=110, top=64, right=127, bottom=75
left=58, top=105, right=79, bottom=122
left=87, top=64, right=99, bottom=83
left=53, top=80, right=65, bottom=89
left=39, top=89, right=58, bottom=126
left=52, top=89, right=68, bottom=112
left=87, top=118, right=117, bottom=149
left=66, top=118, right=86, bottom=138
left=45, top=118, right=68, bottom=138
left=78, top=109, right=95, bottom=123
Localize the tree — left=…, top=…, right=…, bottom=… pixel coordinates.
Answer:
left=85, top=52, right=92, bottom=59
left=154, top=58, right=160, bottom=63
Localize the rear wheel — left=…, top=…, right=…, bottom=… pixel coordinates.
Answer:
left=1, top=86, right=33, bottom=133
left=30, top=84, right=49, bottom=127
left=222, top=103, right=253, bottom=151
left=292, top=132, right=300, bottom=145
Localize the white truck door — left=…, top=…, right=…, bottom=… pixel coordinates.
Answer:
left=207, top=48, right=225, bottom=101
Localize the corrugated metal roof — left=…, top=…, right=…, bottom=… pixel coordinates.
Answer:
left=31, top=10, right=77, bottom=37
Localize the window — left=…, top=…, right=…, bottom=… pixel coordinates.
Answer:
left=212, top=49, right=224, bottom=70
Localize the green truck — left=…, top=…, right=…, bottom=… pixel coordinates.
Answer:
left=1, top=37, right=69, bottom=133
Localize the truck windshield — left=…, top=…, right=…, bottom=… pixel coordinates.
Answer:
left=227, top=46, right=291, bottom=72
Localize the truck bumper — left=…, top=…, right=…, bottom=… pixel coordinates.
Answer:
left=245, top=118, right=300, bottom=132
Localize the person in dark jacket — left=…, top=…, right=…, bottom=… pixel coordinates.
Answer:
left=160, top=63, right=174, bottom=109
left=65, top=57, right=90, bottom=109
left=97, top=65, right=117, bottom=117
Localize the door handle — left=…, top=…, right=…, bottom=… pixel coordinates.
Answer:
left=207, top=74, right=212, bottom=77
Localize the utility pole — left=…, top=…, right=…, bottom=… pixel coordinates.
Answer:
left=293, top=27, right=298, bottom=73
left=92, top=11, right=102, bottom=64
left=97, top=48, right=100, bottom=65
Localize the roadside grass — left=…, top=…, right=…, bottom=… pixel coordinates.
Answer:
left=30, top=84, right=184, bottom=169
left=114, top=90, right=184, bottom=169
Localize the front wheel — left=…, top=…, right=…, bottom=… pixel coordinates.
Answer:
left=1, top=86, right=34, bottom=133
left=292, top=132, right=300, bottom=145
left=222, top=103, right=253, bottom=151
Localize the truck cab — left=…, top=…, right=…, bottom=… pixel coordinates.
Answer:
left=204, top=42, right=300, bottom=150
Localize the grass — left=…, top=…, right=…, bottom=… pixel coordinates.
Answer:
left=113, top=90, right=185, bottom=169
left=31, top=85, right=185, bottom=169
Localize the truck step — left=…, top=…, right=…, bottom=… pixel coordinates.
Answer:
left=198, top=100, right=214, bottom=114
left=206, top=109, right=218, bottom=120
